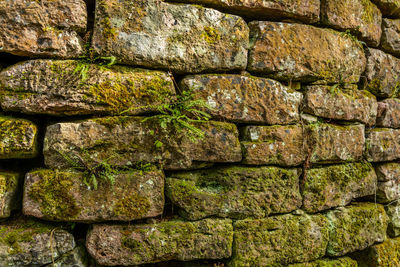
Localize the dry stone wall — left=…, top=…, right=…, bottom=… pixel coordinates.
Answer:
left=1, top=0, right=400, bottom=266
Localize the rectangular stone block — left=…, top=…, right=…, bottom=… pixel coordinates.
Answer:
left=171, top=0, right=320, bottom=23
left=375, top=163, right=400, bottom=203
left=381, top=18, right=400, bottom=57
left=321, top=0, right=382, bottom=46
left=377, top=98, right=400, bottom=128
left=0, top=0, right=86, bottom=58
left=0, top=60, right=175, bottom=116
left=43, top=117, right=241, bottom=170
left=86, top=219, right=233, bottom=266
left=365, top=128, right=400, bottom=162
left=180, top=75, right=302, bottom=124
left=230, top=214, right=329, bottom=266
left=240, top=125, right=305, bottom=166
left=247, top=22, right=366, bottom=83
left=23, top=168, right=164, bottom=222
left=166, top=166, right=302, bottom=220
left=92, top=0, right=249, bottom=73
left=302, top=162, right=377, bottom=213
left=0, top=171, right=21, bottom=218
left=352, top=237, right=400, bottom=266
left=365, top=48, right=400, bottom=98
left=0, top=116, right=38, bottom=159
left=304, top=85, right=377, bottom=126
left=372, top=0, right=400, bottom=17
left=306, top=123, right=365, bottom=164
left=325, top=203, right=388, bottom=257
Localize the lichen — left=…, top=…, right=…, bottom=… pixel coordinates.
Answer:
left=201, top=26, right=221, bottom=44
left=114, top=194, right=151, bottom=219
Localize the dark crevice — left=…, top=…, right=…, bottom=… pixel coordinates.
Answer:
left=0, top=53, right=30, bottom=68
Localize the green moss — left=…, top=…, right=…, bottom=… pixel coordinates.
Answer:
left=114, top=194, right=151, bottom=219
left=91, top=116, right=137, bottom=130
left=28, top=170, right=80, bottom=221
left=0, top=172, right=19, bottom=196
left=201, top=26, right=221, bottom=44
left=361, top=0, right=377, bottom=23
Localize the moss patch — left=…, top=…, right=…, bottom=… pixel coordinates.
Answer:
left=114, top=194, right=151, bottom=219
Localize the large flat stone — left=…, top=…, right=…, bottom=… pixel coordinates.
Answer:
left=0, top=0, right=86, bottom=58
left=321, top=0, right=382, bottom=46
left=166, top=166, right=302, bottom=220
left=372, top=0, right=400, bottom=17
left=302, top=162, right=377, bottom=213
left=375, top=163, right=400, bottom=203
left=171, top=0, right=320, bottom=23
left=230, top=214, right=329, bottom=266
left=247, top=22, right=366, bottom=83
left=86, top=219, right=233, bottom=265
left=306, top=123, right=365, bottom=164
left=0, top=217, right=75, bottom=266
left=0, top=60, right=175, bottom=116
left=325, top=203, right=388, bottom=257
left=352, top=237, right=400, bottom=266
left=365, top=128, right=400, bottom=162
left=43, top=117, right=241, bottom=170
left=241, top=125, right=305, bottom=166
left=0, top=171, right=21, bottom=219
left=23, top=168, right=164, bottom=222
left=0, top=116, right=38, bottom=159
left=377, top=98, right=400, bottom=128
left=92, top=0, right=248, bottom=74
left=364, top=48, right=400, bottom=98
left=180, top=75, right=302, bottom=124
left=381, top=19, right=400, bottom=57
left=304, top=85, right=377, bottom=126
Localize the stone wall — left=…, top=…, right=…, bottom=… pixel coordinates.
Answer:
left=1, top=0, right=400, bottom=266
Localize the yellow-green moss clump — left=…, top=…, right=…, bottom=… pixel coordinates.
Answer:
left=114, top=194, right=151, bottom=219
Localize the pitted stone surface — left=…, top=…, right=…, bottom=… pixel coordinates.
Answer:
left=386, top=203, right=400, bottom=237
left=375, top=163, right=400, bottom=203
left=92, top=0, right=249, bottom=74
left=377, top=98, right=400, bottom=128
left=372, top=0, right=400, bottom=17
left=365, top=128, right=400, bottom=162
left=381, top=19, right=400, bottom=57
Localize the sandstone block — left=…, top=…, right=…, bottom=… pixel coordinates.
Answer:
left=375, top=163, right=400, bottom=203
left=372, top=0, right=400, bottom=17
left=352, top=237, right=400, bottom=266
left=0, top=171, right=21, bottom=219
left=381, top=19, right=400, bottom=56
left=377, top=98, right=400, bottom=128
left=386, top=203, right=400, bottom=237
left=365, top=128, right=400, bottom=162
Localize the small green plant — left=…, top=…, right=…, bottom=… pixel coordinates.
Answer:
left=339, top=29, right=366, bottom=50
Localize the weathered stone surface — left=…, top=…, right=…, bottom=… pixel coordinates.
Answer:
left=377, top=98, right=400, bottom=128
left=386, top=202, right=400, bottom=237
left=92, top=0, right=248, bottom=74
left=172, top=0, right=320, bottom=23
left=0, top=0, right=86, bottom=58
left=289, top=257, right=358, bottom=267
left=365, top=128, right=400, bottom=162
left=364, top=48, right=400, bottom=98
left=46, top=244, right=88, bottom=267
left=375, top=163, right=400, bottom=203
left=230, top=214, right=329, bottom=266
left=0, top=217, right=75, bottom=266
left=302, top=162, right=377, bottom=213
left=23, top=168, right=164, bottom=222
left=381, top=19, right=400, bottom=56
left=372, top=0, right=400, bottom=17
left=247, top=22, right=366, bottom=83
left=0, top=116, right=38, bottom=159
left=353, top=237, right=400, bottom=266
left=180, top=75, right=302, bottom=124
left=0, top=171, right=21, bottom=219
left=325, top=203, right=388, bottom=256
left=86, top=219, right=233, bottom=265
left=241, top=125, right=305, bottom=166
left=306, top=123, right=365, bottom=164
left=304, top=85, right=378, bottom=126
left=43, top=117, right=241, bottom=170
left=166, top=166, right=302, bottom=220
left=0, top=60, right=175, bottom=116
left=321, top=0, right=382, bottom=46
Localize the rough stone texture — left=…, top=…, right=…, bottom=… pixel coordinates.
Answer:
left=376, top=98, right=400, bottom=128
left=166, top=166, right=302, bottom=220
left=230, top=214, right=329, bottom=266
left=304, top=85, right=378, bottom=126
left=321, top=0, right=382, bottom=46
left=86, top=219, right=233, bottom=266
left=0, top=0, right=86, bottom=58
left=23, top=168, right=164, bottom=222
left=352, top=237, right=400, bottom=267
left=325, top=203, right=388, bottom=257
left=371, top=0, right=400, bottom=17
left=0, top=116, right=38, bottom=159
left=375, top=163, right=400, bottom=203
left=381, top=19, right=400, bottom=57
left=92, top=0, right=249, bottom=74
left=0, top=171, right=21, bottom=219
left=247, top=22, right=366, bottom=83
left=306, top=123, right=365, bottom=164
left=365, top=128, right=400, bottom=162
left=45, top=244, right=88, bottom=267
left=171, top=0, right=320, bottom=23
left=0, top=60, right=175, bottom=116
left=364, top=48, right=400, bottom=98
left=289, top=257, right=358, bottom=267
left=241, top=125, right=305, bottom=166
left=302, top=162, right=377, bottom=213
left=386, top=202, right=400, bottom=237
left=43, top=117, right=241, bottom=170
left=0, top=217, right=75, bottom=266
left=180, top=75, right=302, bottom=124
